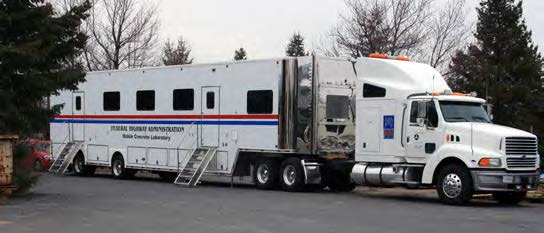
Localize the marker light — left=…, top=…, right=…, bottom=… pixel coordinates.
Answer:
left=478, top=158, right=501, bottom=167
left=368, top=53, right=410, bottom=61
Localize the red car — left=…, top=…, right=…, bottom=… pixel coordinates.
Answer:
left=20, top=139, right=53, bottom=171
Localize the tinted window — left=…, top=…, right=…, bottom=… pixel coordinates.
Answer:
left=206, top=92, right=215, bottom=109
left=103, top=92, right=120, bottom=111
left=363, top=84, right=386, bottom=98
left=247, top=90, right=273, bottom=114
left=75, top=96, right=81, bottom=110
left=173, top=89, right=194, bottom=110
left=137, top=90, right=155, bottom=111
left=410, top=102, right=418, bottom=123
left=326, top=95, right=349, bottom=119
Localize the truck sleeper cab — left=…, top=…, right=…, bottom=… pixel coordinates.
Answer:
left=352, top=55, right=540, bottom=205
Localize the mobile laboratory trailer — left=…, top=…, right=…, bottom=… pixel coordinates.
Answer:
left=50, top=55, right=540, bottom=205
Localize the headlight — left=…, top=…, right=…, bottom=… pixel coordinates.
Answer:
left=478, top=158, right=501, bottom=167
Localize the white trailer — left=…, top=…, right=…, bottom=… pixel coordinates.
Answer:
left=49, top=55, right=540, bottom=205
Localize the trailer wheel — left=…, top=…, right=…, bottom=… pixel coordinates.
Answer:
left=492, top=191, right=527, bottom=205
left=280, top=157, right=305, bottom=192
left=111, top=155, right=133, bottom=179
left=436, top=164, right=473, bottom=205
left=74, top=153, right=95, bottom=176
left=254, top=158, right=279, bottom=190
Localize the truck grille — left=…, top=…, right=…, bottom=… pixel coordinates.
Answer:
left=505, top=137, right=538, bottom=168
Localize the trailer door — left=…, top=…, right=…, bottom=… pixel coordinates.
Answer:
left=200, top=87, right=220, bottom=147
left=72, top=92, right=85, bottom=142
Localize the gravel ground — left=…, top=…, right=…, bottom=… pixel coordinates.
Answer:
left=0, top=172, right=543, bottom=233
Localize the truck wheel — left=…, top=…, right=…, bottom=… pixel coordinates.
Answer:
left=254, top=158, right=279, bottom=190
left=280, top=157, right=305, bottom=192
left=111, top=156, right=133, bottom=179
left=74, top=154, right=96, bottom=176
left=492, top=191, right=527, bottom=205
left=328, top=171, right=356, bottom=192
left=436, top=164, right=474, bottom=205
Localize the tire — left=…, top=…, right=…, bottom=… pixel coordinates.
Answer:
left=111, top=156, right=133, bottom=179
left=327, top=171, right=357, bottom=192
left=74, top=154, right=96, bottom=176
left=34, top=160, right=43, bottom=172
left=492, top=191, right=527, bottom=205
left=253, top=158, right=279, bottom=190
left=279, top=157, right=305, bottom=192
left=436, top=164, right=474, bottom=205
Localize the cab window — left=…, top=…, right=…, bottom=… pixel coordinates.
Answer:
left=427, top=102, right=439, bottom=127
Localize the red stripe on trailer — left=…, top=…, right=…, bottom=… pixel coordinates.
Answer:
left=54, top=114, right=279, bottom=120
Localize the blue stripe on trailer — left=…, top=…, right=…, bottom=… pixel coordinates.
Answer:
left=51, top=119, right=279, bottom=126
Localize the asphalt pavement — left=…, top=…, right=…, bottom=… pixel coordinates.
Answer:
left=0, top=172, right=542, bottom=233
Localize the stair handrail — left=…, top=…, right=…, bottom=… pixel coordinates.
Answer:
left=176, top=123, right=198, bottom=172
left=51, top=123, right=71, bottom=161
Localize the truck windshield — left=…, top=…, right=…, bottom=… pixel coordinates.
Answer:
left=439, top=101, right=490, bottom=123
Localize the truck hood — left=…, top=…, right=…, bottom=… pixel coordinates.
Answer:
left=446, top=122, right=536, bottom=156
left=471, top=123, right=536, bottom=138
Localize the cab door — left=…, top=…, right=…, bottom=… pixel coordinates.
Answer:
left=405, top=100, right=443, bottom=163
left=72, top=92, right=85, bottom=142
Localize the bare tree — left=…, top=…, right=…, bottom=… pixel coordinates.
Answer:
left=85, top=0, right=160, bottom=70
left=424, top=0, right=469, bottom=71
left=332, top=0, right=432, bottom=57
left=162, top=37, right=194, bottom=66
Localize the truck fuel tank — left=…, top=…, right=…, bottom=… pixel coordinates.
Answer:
left=351, top=163, right=424, bottom=187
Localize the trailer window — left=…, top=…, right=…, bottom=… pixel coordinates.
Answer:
left=326, top=95, right=350, bottom=119
left=247, top=90, right=273, bottom=114
left=363, top=84, right=386, bottom=98
left=173, top=89, right=194, bottom=111
left=137, top=90, right=155, bottom=111
left=103, top=92, right=120, bottom=111
left=75, top=96, right=81, bottom=110
left=206, top=92, right=215, bottom=109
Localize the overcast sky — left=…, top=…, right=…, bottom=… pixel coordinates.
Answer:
left=157, top=0, right=544, bottom=63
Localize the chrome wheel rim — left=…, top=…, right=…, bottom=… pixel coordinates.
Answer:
left=283, top=165, right=296, bottom=186
left=256, top=164, right=270, bottom=184
left=443, top=173, right=462, bottom=198
left=113, top=160, right=123, bottom=176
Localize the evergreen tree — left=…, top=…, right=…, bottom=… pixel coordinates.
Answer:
left=286, top=33, right=306, bottom=57
left=0, top=0, right=91, bottom=135
left=162, top=37, right=193, bottom=66
left=449, top=0, right=544, bottom=163
left=234, top=48, right=247, bottom=61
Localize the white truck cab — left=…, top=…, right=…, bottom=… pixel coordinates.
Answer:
left=351, top=55, right=540, bottom=205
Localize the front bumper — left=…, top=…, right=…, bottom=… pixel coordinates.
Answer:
left=471, top=170, right=540, bottom=192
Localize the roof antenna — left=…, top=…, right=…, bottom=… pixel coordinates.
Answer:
left=431, top=75, right=435, bottom=100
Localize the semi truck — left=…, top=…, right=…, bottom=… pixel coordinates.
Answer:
left=49, top=55, right=540, bottom=205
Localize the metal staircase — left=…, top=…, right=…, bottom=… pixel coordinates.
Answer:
left=174, top=147, right=217, bottom=187
left=49, top=141, right=83, bottom=174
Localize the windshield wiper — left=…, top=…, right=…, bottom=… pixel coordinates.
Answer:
left=472, top=116, right=490, bottom=123
left=446, top=117, right=468, bottom=122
